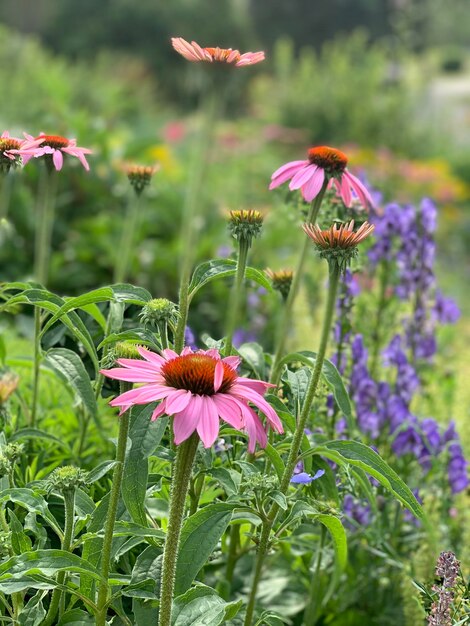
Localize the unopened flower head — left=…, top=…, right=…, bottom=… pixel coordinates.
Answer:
left=100, top=346, right=283, bottom=452
left=46, top=466, right=88, bottom=493
left=126, top=164, right=158, bottom=195
left=139, top=298, right=178, bottom=330
left=303, top=220, right=375, bottom=271
left=0, top=371, right=19, bottom=404
left=2, top=443, right=24, bottom=464
left=0, top=132, right=44, bottom=173
left=269, top=145, right=374, bottom=209
left=24, top=133, right=92, bottom=171
left=172, top=37, right=265, bottom=67
left=265, top=268, right=293, bottom=301
left=102, top=341, right=144, bottom=370
left=228, top=210, right=263, bottom=247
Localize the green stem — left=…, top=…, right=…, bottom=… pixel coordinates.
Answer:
left=189, top=472, right=204, bottom=517
left=303, top=526, right=326, bottom=626
left=224, top=238, right=250, bottom=356
left=0, top=171, right=12, bottom=221
left=113, top=193, right=141, bottom=284
left=174, top=93, right=217, bottom=353
left=95, top=386, right=131, bottom=626
left=158, top=433, right=199, bottom=626
left=224, top=524, right=240, bottom=597
left=158, top=320, right=170, bottom=351
left=270, top=182, right=328, bottom=384
left=42, top=489, right=75, bottom=626
left=31, top=170, right=57, bottom=428
left=243, top=262, right=340, bottom=626
left=369, top=260, right=389, bottom=379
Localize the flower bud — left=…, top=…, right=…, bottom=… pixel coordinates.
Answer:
left=228, top=210, right=263, bottom=247
left=46, top=466, right=88, bottom=494
left=139, top=298, right=178, bottom=330
left=265, top=269, right=293, bottom=301
left=125, top=164, right=158, bottom=195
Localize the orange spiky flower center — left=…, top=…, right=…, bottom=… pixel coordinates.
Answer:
left=204, top=47, right=240, bottom=63
left=0, top=138, right=21, bottom=153
left=308, top=146, right=348, bottom=174
left=36, top=135, right=70, bottom=149
left=161, top=354, right=237, bottom=396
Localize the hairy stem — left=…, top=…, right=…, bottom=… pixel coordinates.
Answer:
left=244, top=262, right=340, bottom=626
left=158, top=433, right=199, bottom=626
left=224, top=238, right=250, bottom=355
left=42, top=489, right=76, bottom=626
left=113, top=193, right=141, bottom=284
left=270, top=182, right=328, bottom=384
left=95, top=384, right=131, bottom=626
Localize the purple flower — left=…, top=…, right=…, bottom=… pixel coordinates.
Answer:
left=184, top=326, right=197, bottom=349
left=343, top=494, right=371, bottom=527
left=392, top=423, right=423, bottom=457
left=433, top=291, right=460, bottom=324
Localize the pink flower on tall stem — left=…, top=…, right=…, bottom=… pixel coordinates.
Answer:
left=171, top=37, right=265, bottom=67
left=269, top=145, right=374, bottom=209
left=101, top=346, right=283, bottom=451
left=23, top=134, right=92, bottom=171
left=0, top=132, right=44, bottom=171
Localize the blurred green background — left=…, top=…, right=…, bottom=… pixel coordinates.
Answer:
left=0, top=0, right=469, bottom=369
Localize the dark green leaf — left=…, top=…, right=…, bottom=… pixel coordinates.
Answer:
left=188, top=259, right=272, bottom=300
left=175, top=504, right=236, bottom=594
left=0, top=550, right=104, bottom=581
left=172, top=585, right=242, bottom=626
left=9, top=510, right=32, bottom=555
left=208, top=468, right=241, bottom=497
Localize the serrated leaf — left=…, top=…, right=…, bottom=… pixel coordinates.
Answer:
left=9, top=510, right=32, bottom=555
left=175, top=504, right=236, bottom=595
left=208, top=468, right=241, bottom=496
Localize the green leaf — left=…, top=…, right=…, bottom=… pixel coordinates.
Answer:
left=57, top=609, right=94, bottom=625
left=237, top=342, right=266, bottom=379
left=0, top=489, right=61, bottom=538
left=86, top=460, right=117, bottom=484
left=130, top=545, right=162, bottom=601
left=113, top=521, right=165, bottom=540
left=316, top=514, right=348, bottom=603
left=122, top=404, right=168, bottom=526
left=2, top=288, right=99, bottom=371
left=175, top=504, right=236, bottom=595
left=110, top=283, right=152, bottom=305
left=45, top=348, right=98, bottom=421
left=311, top=440, right=424, bottom=520
left=9, top=510, right=32, bottom=555
left=172, top=585, right=242, bottom=626
left=267, top=490, right=288, bottom=511
left=18, top=590, right=46, bottom=626
left=39, top=287, right=115, bottom=338
left=98, top=328, right=160, bottom=351
left=188, top=259, right=272, bottom=300
left=0, top=550, right=104, bottom=582
left=10, top=428, right=71, bottom=452
left=208, top=468, right=241, bottom=497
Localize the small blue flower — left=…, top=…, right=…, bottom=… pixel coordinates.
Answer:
left=290, top=469, right=325, bottom=484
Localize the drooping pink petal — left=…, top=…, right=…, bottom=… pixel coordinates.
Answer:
left=165, top=389, right=193, bottom=415
left=236, top=377, right=273, bottom=395
left=236, top=51, right=265, bottom=66
left=343, top=170, right=373, bottom=209
left=213, top=394, right=243, bottom=429
left=137, top=347, right=165, bottom=366
left=151, top=402, right=167, bottom=422
left=339, top=174, right=352, bottom=207
left=109, top=384, right=170, bottom=407
left=173, top=397, right=201, bottom=444
left=214, top=361, right=224, bottom=392
left=52, top=149, right=63, bottom=171
left=222, top=356, right=241, bottom=369
left=269, top=160, right=308, bottom=190
left=171, top=37, right=201, bottom=62
left=98, top=367, right=158, bottom=383
left=289, top=164, right=317, bottom=190
left=162, top=348, right=179, bottom=361
left=63, top=146, right=91, bottom=171
left=301, top=166, right=325, bottom=202
left=197, top=396, right=220, bottom=447
left=230, top=385, right=283, bottom=433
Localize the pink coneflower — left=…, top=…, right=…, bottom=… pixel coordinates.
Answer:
left=23, top=134, right=92, bottom=171
left=101, top=346, right=283, bottom=451
left=171, top=37, right=264, bottom=67
left=269, top=145, right=374, bottom=209
left=0, top=132, right=44, bottom=172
